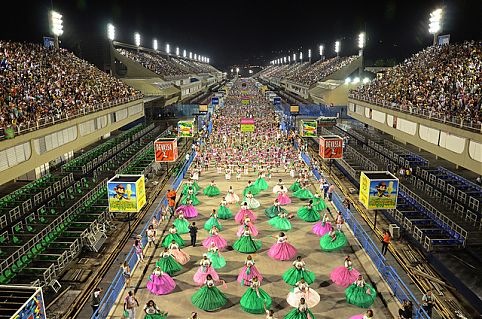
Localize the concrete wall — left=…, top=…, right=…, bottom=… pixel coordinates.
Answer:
left=0, top=100, right=145, bottom=185
left=348, top=99, right=482, bottom=174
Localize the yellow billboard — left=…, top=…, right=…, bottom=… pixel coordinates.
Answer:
left=359, top=171, right=399, bottom=210
left=108, top=175, right=146, bottom=212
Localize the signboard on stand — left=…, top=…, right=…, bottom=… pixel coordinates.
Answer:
left=211, top=97, right=219, bottom=106
left=290, top=105, right=299, bottom=113
left=359, top=171, right=399, bottom=210
left=199, top=104, right=208, bottom=112
left=107, top=175, right=146, bottom=213
left=241, top=118, right=255, bottom=132
left=241, top=99, right=250, bottom=105
left=177, top=120, right=195, bottom=137
left=301, top=120, right=317, bottom=137
left=319, top=135, right=343, bottom=159
left=154, top=138, right=178, bottom=162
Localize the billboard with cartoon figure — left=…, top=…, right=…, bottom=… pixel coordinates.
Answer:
left=108, top=175, right=146, bottom=212
left=240, top=118, right=255, bottom=132
left=177, top=120, right=195, bottom=137
left=154, top=138, right=178, bottom=162
left=301, top=120, right=317, bottom=137
left=359, top=171, right=399, bottom=209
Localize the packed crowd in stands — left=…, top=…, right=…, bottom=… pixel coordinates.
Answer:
left=0, top=41, right=141, bottom=134
left=350, top=42, right=481, bottom=128
left=286, top=56, right=359, bottom=85
left=259, top=56, right=358, bottom=86
left=116, top=48, right=219, bottom=78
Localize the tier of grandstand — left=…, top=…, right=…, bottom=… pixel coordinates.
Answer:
left=116, top=47, right=220, bottom=78
left=349, top=42, right=481, bottom=130
left=259, top=56, right=359, bottom=86
left=0, top=41, right=142, bottom=137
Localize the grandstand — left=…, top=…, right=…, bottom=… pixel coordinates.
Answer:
left=0, top=41, right=142, bottom=139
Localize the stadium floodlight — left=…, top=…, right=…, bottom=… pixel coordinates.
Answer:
left=362, top=77, right=370, bottom=84
left=288, top=56, right=291, bottom=63
left=189, top=52, right=193, bottom=59
left=300, top=52, right=303, bottom=62
left=308, top=49, right=311, bottom=58
left=335, top=41, right=340, bottom=55
left=231, top=68, right=234, bottom=72
left=284, top=56, right=287, bottom=63
left=183, top=49, right=187, bottom=58
left=249, top=70, right=253, bottom=74
left=207, top=57, right=210, bottom=64
left=429, top=8, right=443, bottom=45
left=293, top=53, right=296, bottom=62
left=107, top=23, right=115, bottom=41
left=166, top=43, right=170, bottom=54
left=353, top=77, right=360, bottom=84
left=134, top=32, right=141, bottom=47
left=345, top=77, right=351, bottom=84
left=176, top=47, right=180, bottom=56
left=50, top=11, right=63, bottom=36
left=358, top=32, right=366, bottom=49
left=153, top=39, right=158, bottom=51
left=236, top=67, right=240, bottom=73
left=319, top=45, right=324, bottom=57
left=194, top=53, right=197, bottom=60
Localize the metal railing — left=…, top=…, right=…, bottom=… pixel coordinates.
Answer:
left=0, top=95, right=143, bottom=140
left=349, top=94, right=482, bottom=133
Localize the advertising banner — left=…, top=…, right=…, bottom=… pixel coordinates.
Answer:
left=290, top=105, right=299, bottom=113
left=359, top=171, right=399, bottom=210
left=211, top=97, right=219, bottom=105
left=273, top=97, right=281, bottom=106
left=241, top=99, right=250, bottom=105
left=154, top=138, right=178, bottom=162
left=108, top=175, right=146, bottom=212
left=301, top=120, right=317, bottom=137
left=177, top=120, right=195, bottom=137
left=241, top=118, right=255, bottom=132
left=319, top=135, right=343, bottom=159
left=13, top=287, right=46, bottom=319
left=199, top=104, right=208, bottom=112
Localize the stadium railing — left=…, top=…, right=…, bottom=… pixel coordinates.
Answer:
left=92, top=150, right=196, bottom=319
left=349, top=93, right=482, bottom=133
left=0, top=94, right=143, bottom=140
left=297, top=145, right=430, bottom=319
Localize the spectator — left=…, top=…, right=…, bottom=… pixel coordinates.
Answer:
left=422, top=290, right=434, bottom=317
left=91, top=287, right=102, bottom=316
left=123, top=291, right=139, bottom=319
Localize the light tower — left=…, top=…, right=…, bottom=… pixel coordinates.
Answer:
left=335, top=41, right=340, bottom=57
left=308, top=49, right=312, bottom=63
left=107, top=24, right=115, bottom=42
left=153, top=39, right=158, bottom=51
left=319, top=45, right=324, bottom=61
left=49, top=10, right=63, bottom=49
left=429, top=8, right=443, bottom=46
left=358, top=32, right=366, bottom=77
left=134, top=32, right=141, bottom=51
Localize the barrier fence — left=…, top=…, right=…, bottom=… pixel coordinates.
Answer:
left=92, top=150, right=197, bottom=319
left=299, top=150, right=430, bottom=319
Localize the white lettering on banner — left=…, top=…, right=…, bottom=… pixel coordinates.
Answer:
left=155, top=143, right=173, bottom=151
left=325, top=140, right=342, bottom=148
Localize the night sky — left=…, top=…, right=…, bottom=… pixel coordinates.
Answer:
left=1, top=0, right=481, bottom=70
